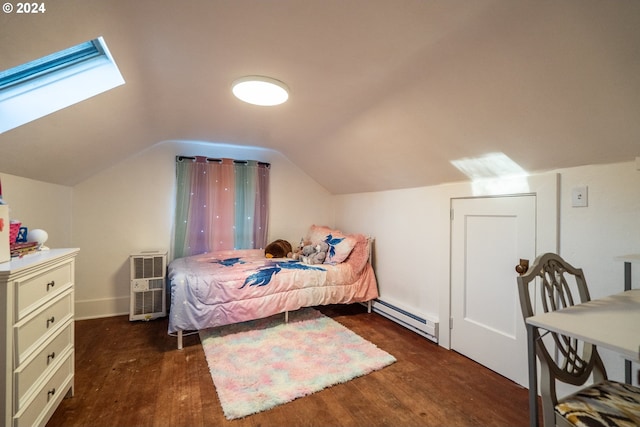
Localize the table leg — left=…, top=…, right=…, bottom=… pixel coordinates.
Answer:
left=527, top=323, right=539, bottom=427
left=624, top=261, right=631, bottom=383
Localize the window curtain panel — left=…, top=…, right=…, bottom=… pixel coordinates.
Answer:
left=174, top=156, right=269, bottom=258
left=234, top=160, right=269, bottom=250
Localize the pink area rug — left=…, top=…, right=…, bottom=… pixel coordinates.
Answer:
left=199, top=307, right=396, bottom=419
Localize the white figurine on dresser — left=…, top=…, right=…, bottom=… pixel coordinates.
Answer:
left=0, top=248, right=79, bottom=427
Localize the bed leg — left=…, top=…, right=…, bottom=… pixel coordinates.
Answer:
left=367, top=300, right=372, bottom=313
left=285, top=311, right=289, bottom=323
left=178, top=330, right=183, bottom=350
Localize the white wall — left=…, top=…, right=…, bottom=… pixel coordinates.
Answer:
left=71, top=140, right=333, bottom=319
left=334, top=159, right=639, bottom=384
left=557, top=162, right=640, bottom=296
left=0, top=173, right=72, bottom=248
left=2, top=156, right=637, bottom=383
left=555, top=162, right=640, bottom=385
left=333, top=185, right=449, bottom=319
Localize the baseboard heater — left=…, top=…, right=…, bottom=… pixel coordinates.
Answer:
left=369, top=299, right=438, bottom=343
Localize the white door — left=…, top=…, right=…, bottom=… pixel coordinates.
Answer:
left=450, top=195, right=536, bottom=387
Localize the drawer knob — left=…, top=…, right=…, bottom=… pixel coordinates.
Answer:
left=47, top=351, right=56, bottom=364
left=47, top=388, right=56, bottom=402
left=46, top=316, right=55, bottom=328
left=46, top=280, right=56, bottom=291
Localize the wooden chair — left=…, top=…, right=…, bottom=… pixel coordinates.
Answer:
left=517, top=253, right=640, bottom=427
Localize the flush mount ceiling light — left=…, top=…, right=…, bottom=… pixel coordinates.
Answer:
left=232, top=75, right=289, bottom=106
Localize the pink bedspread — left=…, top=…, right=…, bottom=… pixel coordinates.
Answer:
left=167, top=236, right=378, bottom=333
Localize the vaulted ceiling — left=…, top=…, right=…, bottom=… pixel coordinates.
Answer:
left=1, top=0, right=639, bottom=194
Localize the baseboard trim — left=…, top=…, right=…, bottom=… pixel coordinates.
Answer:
left=75, top=296, right=129, bottom=320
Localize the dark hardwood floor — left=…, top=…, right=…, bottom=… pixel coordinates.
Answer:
left=47, top=304, right=537, bottom=427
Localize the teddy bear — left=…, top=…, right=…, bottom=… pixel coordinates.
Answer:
left=301, top=241, right=329, bottom=265
left=288, top=238, right=308, bottom=260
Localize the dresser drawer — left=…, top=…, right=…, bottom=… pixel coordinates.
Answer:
left=14, top=321, right=73, bottom=409
left=15, top=261, right=73, bottom=321
left=14, top=291, right=73, bottom=366
left=13, top=352, right=73, bottom=427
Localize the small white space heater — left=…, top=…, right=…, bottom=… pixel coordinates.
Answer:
left=129, top=251, right=167, bottom=321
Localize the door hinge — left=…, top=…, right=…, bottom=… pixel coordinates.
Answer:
left=450, top=208, right=454, bottom=221
left=449, top=317, right=454, bottom=329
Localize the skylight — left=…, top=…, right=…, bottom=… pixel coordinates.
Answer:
left=0, top=36, right=125, bottom=134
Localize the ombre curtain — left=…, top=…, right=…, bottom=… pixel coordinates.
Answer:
left=173, top=156, right=269, bottom=258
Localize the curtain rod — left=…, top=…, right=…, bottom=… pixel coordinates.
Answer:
left=176, top=156, right=270, bottom=168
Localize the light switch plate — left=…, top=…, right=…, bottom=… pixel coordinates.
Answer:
left=572, top=186, right=588, bottom=207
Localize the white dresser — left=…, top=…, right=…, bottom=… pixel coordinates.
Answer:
left=0, top=248, right=79, bottom=427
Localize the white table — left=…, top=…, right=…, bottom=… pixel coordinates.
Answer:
left=525, top=289, right=640, bottom=427
left=616, top=254, right=640, bottom=382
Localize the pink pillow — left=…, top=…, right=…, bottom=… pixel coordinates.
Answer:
left=307, top=225, right=357, bottom=264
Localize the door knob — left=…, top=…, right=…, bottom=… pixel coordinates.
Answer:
left=515, top=259, right=529, bottom=275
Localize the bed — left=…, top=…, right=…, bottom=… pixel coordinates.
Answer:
left=167, top=225, right=379, bottom=348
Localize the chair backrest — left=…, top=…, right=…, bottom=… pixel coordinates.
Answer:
left=516, top=253, right=607, bottom=399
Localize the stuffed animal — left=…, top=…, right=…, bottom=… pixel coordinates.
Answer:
left=288, top=238, right=308, bottom=260
left=301, top=241, right=329, bottom=265
left=264, top=239, right=293, bottom=258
